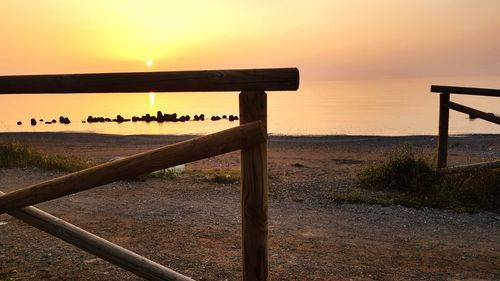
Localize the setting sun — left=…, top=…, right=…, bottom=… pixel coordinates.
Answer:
left=146, top=60, right=153, bottom=67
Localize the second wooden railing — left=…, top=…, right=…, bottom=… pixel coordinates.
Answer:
left=431, top=85, right=499, bottom=168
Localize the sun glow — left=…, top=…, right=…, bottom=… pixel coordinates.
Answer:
left=146, top=59, right=153, bottom=67
left=1, top=1, right=498, bottom=79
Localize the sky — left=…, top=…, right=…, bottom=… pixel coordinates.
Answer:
left=1, top=0, right=499, bottom=80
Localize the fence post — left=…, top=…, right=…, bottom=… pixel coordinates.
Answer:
left=239, top=91, right=268, bottom=281
left=437, top=93, right=450, bottom=168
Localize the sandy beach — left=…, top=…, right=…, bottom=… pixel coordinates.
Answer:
left=0, top=132, right=499, bottom=280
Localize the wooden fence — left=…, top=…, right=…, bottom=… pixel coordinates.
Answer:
left=0, top=67, right=300, bottom=281
left=431, top=85, right=500, bottom=168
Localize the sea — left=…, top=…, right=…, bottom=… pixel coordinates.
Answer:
left=0, top=76, right=498, bottom=136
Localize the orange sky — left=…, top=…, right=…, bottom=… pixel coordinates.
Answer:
left=1, top=0, right=499, bottom=80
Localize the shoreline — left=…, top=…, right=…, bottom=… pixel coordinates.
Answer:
left=1, top=131, right=498, bottom=168
left=1, top=130, right=499, bottom=138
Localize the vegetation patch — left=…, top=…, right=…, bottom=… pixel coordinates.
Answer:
left=149, top=168, right=178, bottom=180
left=356, top=145, right=500, bottom=211
left=327, top=190, right=431, bottom=209
left=0, top=141, right=179, bottom=182
left=0, top=273, right=18, bottom=281
left=0, top=141, right=90, bottom=172
left=188, top=168, right=240, bottom=184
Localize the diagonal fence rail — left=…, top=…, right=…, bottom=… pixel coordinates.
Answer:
left=430, top=85, right=499, bottom=168
left=0, top=121, right=266, bottom=214
left=0, top=191, right=195, bottom=281
left=0, top=67, right=300, bottom=281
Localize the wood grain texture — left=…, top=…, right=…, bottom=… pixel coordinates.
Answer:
left=431, top=85, right=500, bottom=97
left=437, top=93, right=450, bottom=168
left=239, top=91, right=268, bottom=281
left=0, top=68, right=299, bottom=93
left=0, top=121, right=266, bottom=214
left=1, top=191, right=193, bottom=281
left=449, top=101, right=500, bottom=125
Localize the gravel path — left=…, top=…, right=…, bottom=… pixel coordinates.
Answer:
left=0, top=133, right=499, bottom=280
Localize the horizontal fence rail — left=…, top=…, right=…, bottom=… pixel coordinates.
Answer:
left=0, top=121, right=266, bottom=214
left=431, top=85, right=500, bottom=97
left=1, top=191, right=194, bottom=281
left=0, top=68, right=299, bottom=93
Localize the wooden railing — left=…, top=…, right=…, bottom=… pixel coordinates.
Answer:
left=0, top=67, right=300, bottom=281
left=430, top=85, right=500, bottom=168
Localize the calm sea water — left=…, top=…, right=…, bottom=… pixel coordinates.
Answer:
left=0, top=76, right=498, bottom=136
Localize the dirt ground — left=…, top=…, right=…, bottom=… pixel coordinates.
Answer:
left=0, top=133, right=499, bottom=280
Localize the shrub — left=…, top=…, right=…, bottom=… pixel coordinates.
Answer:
left=358, top=145, right=500, bottom=211
left=433, top=169, right=500, bottom=210
left=358, top=145, right=437, bottom=195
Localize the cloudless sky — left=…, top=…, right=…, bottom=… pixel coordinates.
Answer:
left=1, top=0, right=499, bottom=80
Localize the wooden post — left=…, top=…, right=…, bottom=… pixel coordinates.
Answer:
left=437, top=93, right=450, bottom=168
left=239, top=91, right=268, bottom=281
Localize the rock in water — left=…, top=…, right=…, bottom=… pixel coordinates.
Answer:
left=156, top=111, right=164, bottom=122
left=59, top=116, right=71, bottom=124
left=30, top=118, right=37, bottom=126
left=16, top=121, right=22, bottom=125
left=164, top=113, right=177, bottom=122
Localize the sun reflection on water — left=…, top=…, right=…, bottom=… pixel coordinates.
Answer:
left=149, top=91, right=155, bottom=107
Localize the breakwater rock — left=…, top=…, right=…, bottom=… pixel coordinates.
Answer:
left=18, top=112, right=238, bottom=126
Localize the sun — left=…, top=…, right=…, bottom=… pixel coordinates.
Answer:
left=146, top=59, right=153, bottom=67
